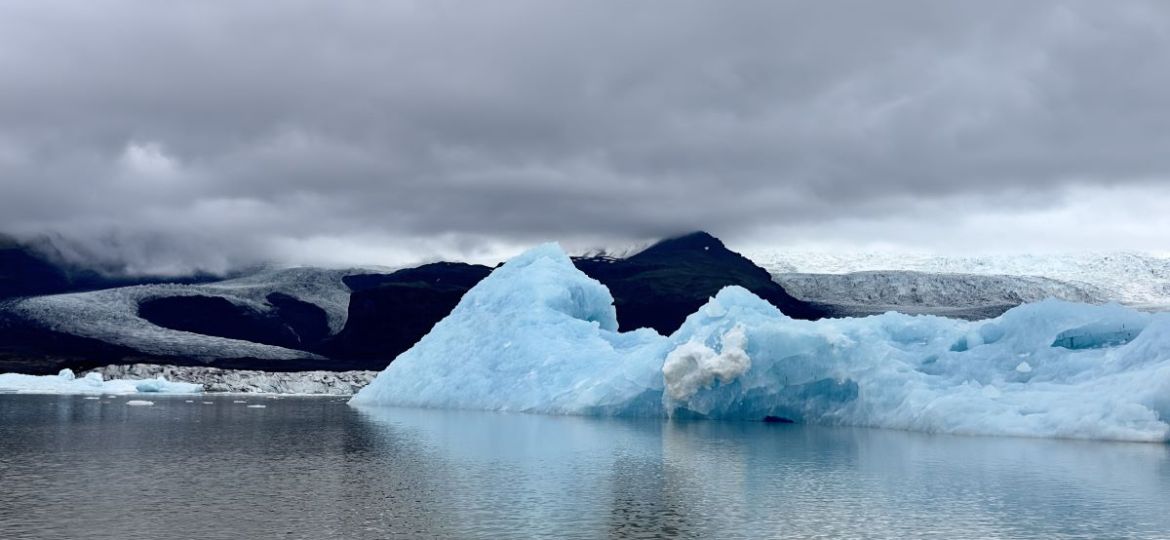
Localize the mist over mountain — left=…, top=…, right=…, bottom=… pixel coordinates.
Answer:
left=0, top=233, right=226, bottom=300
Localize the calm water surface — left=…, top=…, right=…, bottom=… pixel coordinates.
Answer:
left=1, top=394, right=1169, bottom=539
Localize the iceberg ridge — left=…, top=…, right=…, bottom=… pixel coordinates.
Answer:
left=351, top=244, right=1170, bottom=442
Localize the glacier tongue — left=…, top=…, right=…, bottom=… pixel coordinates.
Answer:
left=350, top=244, right=1170, bottom=442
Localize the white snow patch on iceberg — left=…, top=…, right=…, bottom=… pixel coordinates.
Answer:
left=351, top=244, right=1170, bottom=442
left=0, top=369, right=202, bottom=395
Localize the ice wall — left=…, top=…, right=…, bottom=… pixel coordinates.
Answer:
left=351, top=244, right=1170, bottom=442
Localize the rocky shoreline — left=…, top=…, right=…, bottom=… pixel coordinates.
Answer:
left=86, top=364, right=377, bottom=395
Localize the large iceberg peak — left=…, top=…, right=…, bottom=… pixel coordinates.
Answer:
left=460, top=242, right=619, bottom=332
left=349, top=243, right=667, bottom=413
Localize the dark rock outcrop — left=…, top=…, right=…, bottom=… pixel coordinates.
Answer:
left=575, top=232, right=825, bottom=334
left=321, top=262, right=493, bottom=368
left=265, top=292, right=332, bottom=346
left=137, top=294, right=331, bottom=350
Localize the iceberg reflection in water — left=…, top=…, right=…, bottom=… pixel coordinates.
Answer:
left=2, top=395, right=1168, bottom=539
left=353, top=406, right=1170, bottom=539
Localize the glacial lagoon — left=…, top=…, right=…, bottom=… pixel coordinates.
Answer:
left=2, top=394, right=1169, bottom=539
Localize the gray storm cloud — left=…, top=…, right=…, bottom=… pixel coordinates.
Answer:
left=1, top=0, right=1169, bottom=273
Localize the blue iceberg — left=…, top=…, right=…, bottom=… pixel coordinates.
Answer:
left=351, top=244, right=1170, bottom=442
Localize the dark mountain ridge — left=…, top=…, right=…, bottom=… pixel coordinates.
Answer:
left=0, top=232, right=822, bottom=373
left=575, top=232, right=825, bottom=332
left=0, top=234, right=223, bottom=300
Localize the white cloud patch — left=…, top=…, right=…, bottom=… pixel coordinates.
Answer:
left=119, top=141, right=178, bottom=180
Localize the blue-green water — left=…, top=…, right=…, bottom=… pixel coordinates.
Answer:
left=1, top=394, right=1169, bottom=539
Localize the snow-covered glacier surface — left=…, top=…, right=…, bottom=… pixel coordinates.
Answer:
left=776, top=271, right=1104, bottom=308
left=749, top=250, right=1170, bottom=310
left=351, top=244, right=1170, bottom=442
left=0, top=369, right=202, bottom=395
left=2, top=267, right=357, bottom=360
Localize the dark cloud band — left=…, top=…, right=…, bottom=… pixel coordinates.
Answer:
left=2, top=1, right=1168, bottom=272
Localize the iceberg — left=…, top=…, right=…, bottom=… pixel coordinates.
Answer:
left=351, top=244, right=670, bottom=415
left=0, top=369, right=203, bottom=395
left=350, top=244, right=1170, bottom=442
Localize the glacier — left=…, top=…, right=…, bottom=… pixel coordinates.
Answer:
left=750, top=250, right=1170, bottom=310
left=774, top=270, right=1106, bottom=319
left=350, top=244, right=1170, bottom=442
left=1, top=267, right=356, bottom=360
left=90, top=364, right=377, bottom=395
left=0, top=368, right=202, bottom=395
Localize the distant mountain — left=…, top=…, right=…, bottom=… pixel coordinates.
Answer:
left=15, top=231, right=1158, bottom=374
left=0, top=234, right=221, bottom=300
left=320, top=262, right=493, bottom=367
left=0, top=236, right=73, bottom=299
left=575, top=232, right=826, bottom=332
left=322, top=234, right=825, bottom=366
left=0, top=232, right=823, bottom=373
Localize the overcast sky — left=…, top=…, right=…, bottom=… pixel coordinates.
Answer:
left=2, top=1, right=1169, bottom=273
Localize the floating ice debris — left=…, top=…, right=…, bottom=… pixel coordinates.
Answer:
left=0, top=369, right=201, bottom=395
left=125, top=400, right=154, bottom=406
left=246, top=404, right=267, bottom=408
left=134, top=376, right=201, bottom=393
